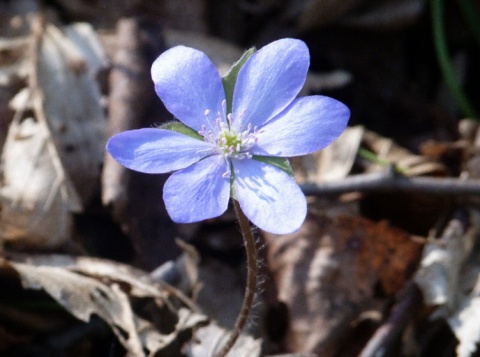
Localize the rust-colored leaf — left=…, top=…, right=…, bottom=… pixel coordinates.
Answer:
left=264, top=214, right=423, bottom=355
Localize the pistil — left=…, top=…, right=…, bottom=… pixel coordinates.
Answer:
left=198, top=107, right=259, bottom=159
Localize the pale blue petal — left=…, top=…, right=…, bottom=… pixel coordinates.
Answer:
left=151, top=46, right=226, bottom=132
left=252, top=96, right=350, bottom=157
left=232, top=38, right=309, bottom=130
left=163, top=156, right=230, bottom=223
left=233, top=158, right=306, bottom=234
left=106, top=128, right=214, bottom=173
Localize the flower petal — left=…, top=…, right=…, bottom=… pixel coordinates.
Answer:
left=252, top=96, right=350, bottom=157
left=106, top=128, right=213, bottom=173
left=163, top=156, right=230, bottom=223
left=151, top=46, right=226, bottom=132
left=232, top=38, right=309, bottom=130
left=233, top=158, right=306, bottom=234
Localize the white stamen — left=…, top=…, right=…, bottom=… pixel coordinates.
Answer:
left=198, top=106, right=260, bottom=169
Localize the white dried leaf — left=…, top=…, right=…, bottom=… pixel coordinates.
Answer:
left=184, top=323, right=261, bottom=357
left=37, top=23, right=106, bottom=203
left=414, top=220, right=468, bottom=308
left=8, top=87, right=31, bottom=110
left=0, top=22, right=107, bottom=248
left=0, top=117, right=74, bottom=247
left=448, top=293, right=480, bottom=357
left=141, top=308, right=208, bottom=356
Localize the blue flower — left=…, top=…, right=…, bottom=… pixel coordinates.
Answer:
left=106, top=38, right=350, bottom=234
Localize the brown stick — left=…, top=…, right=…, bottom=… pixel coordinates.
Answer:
left=301, top=172, right=480, bottom=196
left=359, top=284, right=423, bottom=357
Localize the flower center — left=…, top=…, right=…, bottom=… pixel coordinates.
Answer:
left=218, top=127, right=243, bottom=156
left=198, top=105, right=258, bottom=159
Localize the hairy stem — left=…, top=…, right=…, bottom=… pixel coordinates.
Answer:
left=215, top=199, right=257, bottom=357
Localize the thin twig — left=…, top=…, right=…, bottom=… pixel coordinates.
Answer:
left=215, top=199, right=257, bottom=357
left=359, top=284, right=423, bottom=357
left=300, top=172, right=480, bottom=196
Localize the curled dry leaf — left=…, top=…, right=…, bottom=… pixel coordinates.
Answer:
left=184, top=323, right=261, bottom=357
left=264, top=214, right=422, bottom=355
left=455, top=126, right=480, bottom=357
left=0, top=21, right=106, bottom=248
left=1, top=254, right=208, bottom=357
left=448, top=291, right=480, bottom=357
left=413, top=211, right=480, bottom=357
left=35, top=23, right=106, bottom=204
left=157, top=238, right=263, bottom=335
left=0, top=117, right=76, bottom=248
left=294, top=124, right=446, bottom=189
left=413, top=218, right=472, bottom=308
left=0, top=37, right=29, bottom=149
left=362, top=130, right=446, bottom=177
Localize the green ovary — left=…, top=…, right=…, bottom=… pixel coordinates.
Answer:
left=218, top=128, right=242, bottom=155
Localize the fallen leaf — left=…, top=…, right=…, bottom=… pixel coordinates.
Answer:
left=184, top=323, right=261, bottom=357
left=448, top=293, right=480, bottom=357
left=414, top=218, right=473, bottom=308
left=0, top=19, right=106, bottom=249
left=264, top=214, right=422, bottom=355
left=362, top=129, right=446, bottom=177
left=0, top=255, right=208, bottom=357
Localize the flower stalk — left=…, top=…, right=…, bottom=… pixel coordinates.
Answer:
left=215, top=200, right=257, bottom=357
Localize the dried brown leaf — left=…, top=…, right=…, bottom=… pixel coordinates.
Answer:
left=362, top=129, right=447, bottom=177
left=264, top=214, right=422, bottom=355
left=1, top=255, right=208, bottom=357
